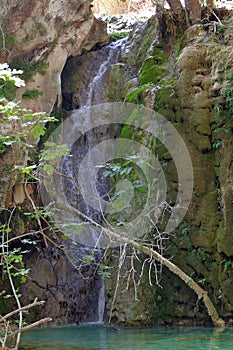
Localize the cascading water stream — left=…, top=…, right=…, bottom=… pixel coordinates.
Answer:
left=85, top=39, right=125, bottom=106
left=62, top=38, right=126, bottom=323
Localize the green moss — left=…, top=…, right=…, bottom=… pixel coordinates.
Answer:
left=138, top=44, right=168, bottom=86
left=110, top=31, right=128, bottom=42
left=32, top=19, right=47, bottom=35
left=169, top=33, right=185, bottom=61
left=106, top=64, right=129, bottom=102
left=84, top=12, right=92, bottom=21
left=134, top=17, right=158, bottom=70
left=117, top=108, right=147, bottom=144
left=60, top=21, right=70, bottom=29
left=139, top=57, right=166, bottom=86
left=153, top=84, right=177, bottom=118
left=22, top=88, right=43, bottom=99
left=159, top=75, right=175, bottom=86
left=125, top=83, right=154, bottom=104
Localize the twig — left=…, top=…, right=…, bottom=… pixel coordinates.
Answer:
left=24, top=180, right=48, bottom=247
left=108, top=244, right=127, bottom=323
left=1, top=299, right=45, bottom=321
left=0, top=24, right=10, bottom=53
left=6, top=317, right=52, bottom=339
left=3, top=205, right=23, bottom=348
left=211, top=10, right=222, bottom=25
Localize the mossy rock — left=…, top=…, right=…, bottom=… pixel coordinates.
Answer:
left=154, top=85, right=177, bottom=110
left=190, top=190, right=220, bottom=250
left=107, top=63, right=129, bottom=102
left=125, top=83, right=154, bottom=104
left=217, top=221, right=233, bottom=257
left=139, top=56, right=166, bottom=85
left=121, top=78, right=138, bottom=100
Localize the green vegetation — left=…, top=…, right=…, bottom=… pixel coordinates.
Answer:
left=213, top=73, right=233, bottom=133
left=0, top=63, right=64, bottom=348
left=84, top=12, right=92, bottom=21
left=10, top=57, right=48, bottom=81
left=110, top=31, right=128, bottom=42
left=100, top=158, right=147, bottom=226
left=221, top=257, right=233, bottom=272
left=31, top=19, right=47, bottom=36
left=10, top=36, right=59, bottom=82
left=22, top=88, right=43, bottom=99
left=61, top=21, right=70, bottom=29
left=0, top=20, right=19, bottom=53
left=125, top=83, right=154, bottom=104
left=139, top=51, right=168, bottom=86
left=0, top=33, right=19, bottom=52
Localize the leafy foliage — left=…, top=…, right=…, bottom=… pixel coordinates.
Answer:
left=0, top=64, right=59, bottom=348
left=99, top=157, right=147, bottom=226
left=22, top=88, right=43, bottom=99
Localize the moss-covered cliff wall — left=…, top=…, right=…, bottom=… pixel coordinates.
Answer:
left=100, top=12, right=233, bottom=326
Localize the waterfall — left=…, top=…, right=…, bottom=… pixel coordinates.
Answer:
left=98, top=278, right=106, bottom=323
left=85, top=39, right=125, bottom=106
left=61, top=38, right=126, bottom=323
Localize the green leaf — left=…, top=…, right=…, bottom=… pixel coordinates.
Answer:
left=31, top=125, right=46, bottom=138
left=43, top=164, right=54, bottom=175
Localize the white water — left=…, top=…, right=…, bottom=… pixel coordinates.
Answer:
left=97, top=279, right=105, bottom=323
left=64, top=39, right=126, bottom=323
left=84, top=41, right=124, bottom=323
left=85, top=39, right=125, bottom=106
left=83, top=40, right=126, bottom=322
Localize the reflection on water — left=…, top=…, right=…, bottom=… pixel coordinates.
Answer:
left=20, top=324, right=233, bottom=350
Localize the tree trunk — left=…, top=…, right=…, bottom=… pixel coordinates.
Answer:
left=166, top=0, right=183, bottom=13
left=184, top=0, right=201, bottom=24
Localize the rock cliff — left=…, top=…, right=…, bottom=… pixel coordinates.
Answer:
left=0, top=0, right=108, bottom=114
left=79, top=12, right=233, bottom=325
left=51, top=11, right=233, bottom=325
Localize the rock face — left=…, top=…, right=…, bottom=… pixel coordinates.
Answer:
left=0, top=0, right=108, bottom=211
left=0, top=0, right=108, bottom=114
left=87, top=14, right=233, bottom=325
left=61, top=39, right=129, bottom=107
left=20, top=243, right=103, bottom=326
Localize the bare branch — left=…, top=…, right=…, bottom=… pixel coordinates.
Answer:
left=6, top=317, right=52, bottom=339
left=1, top=299, right=45, bottom=321
left=54, top=196, right=225, bottom=327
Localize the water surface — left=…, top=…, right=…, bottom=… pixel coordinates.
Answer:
left=20, top=324, right=233, bottom=350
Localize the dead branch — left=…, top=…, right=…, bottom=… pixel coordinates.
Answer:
left=0, top=299, right=45, bottom=321
left=6, top=317, right=52, bottom=339
left=55, top=197, right=225, bottom=327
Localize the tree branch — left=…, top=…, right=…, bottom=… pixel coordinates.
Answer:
left=55, top=197, right=225, bottom=327
left=0, top=299, right=45, bottom=321
left=6, top=317, right=52, bottom=339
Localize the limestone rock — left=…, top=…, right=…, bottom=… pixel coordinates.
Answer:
left=1, top=0, right=109, bottom=114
